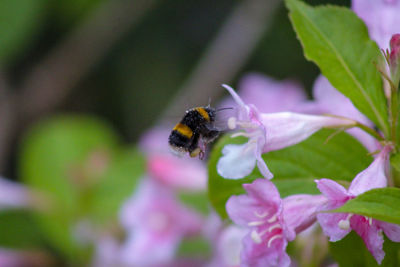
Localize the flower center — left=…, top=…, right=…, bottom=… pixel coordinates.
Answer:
left=227, top=116, right=260, bottom=130
left=248, top=211, right=282, bottom=245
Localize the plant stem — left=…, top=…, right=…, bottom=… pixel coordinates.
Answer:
left=355, top=122, right=385, bottom=141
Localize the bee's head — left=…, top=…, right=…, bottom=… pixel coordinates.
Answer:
left=204, top=107, right=217, bottom=122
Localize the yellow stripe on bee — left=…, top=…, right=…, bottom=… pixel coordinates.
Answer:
left=173, top=123, right=193, bottom=138
left=195, top=107, right=210, bottom=121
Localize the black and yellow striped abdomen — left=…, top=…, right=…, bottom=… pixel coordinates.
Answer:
left=169, top=106, right=217, bottom=155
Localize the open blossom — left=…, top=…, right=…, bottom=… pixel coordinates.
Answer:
left=316, top=146, right=400, bottom=264
left=226, top=179, right=327, bottom=267
left=217, top=85, right=356, bottom=180
left=352, top=0, right=400, bottom=50
left=119, top=179, right=203, bottom=266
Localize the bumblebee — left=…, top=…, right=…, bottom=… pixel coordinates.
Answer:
left=169, top=106, right=221, bottom=159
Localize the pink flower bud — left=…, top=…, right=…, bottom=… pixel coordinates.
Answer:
left=389, top=34, right=400, bottom=66
left=389, top=33, right=400, bottom=85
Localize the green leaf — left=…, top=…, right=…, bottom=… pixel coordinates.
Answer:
left=208, top=130, right=372, bottom=219
left=0, top=0, right=47, bottom=64
left=286, top=0, right=388, bottom=134
left=89, top=147, right=145, bottom=224
left=177, top=237, right=211, bottom=258
left=330, top=231, right=400, bottom=267
left=390, top=152, right=400, bottom=172
left=19, top=115, right=120, bottom=257
left=331, top=188, right=400, bottom=225
left=0, top=210, right=45, bottom=249
left=178, top=192, right=210, bottom=215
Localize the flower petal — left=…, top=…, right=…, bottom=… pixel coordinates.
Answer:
left=352, top=0, right=400, bottom=49
left=147, top=154, right=207, bottom=191
left=241, top=234, right=290, bottom=267
left=315, top=179, right=349, bottom=202
left=348, top=146, right=390, bottom=196
left=282, top=194, right=327, bottom=240
left=317, top=212, right=351, bottom=242
left=377, top=221, right=400, bottom=242
left=238, top=73, right=306, bottom=113
left=243, top=179, right=281, bottom=207
left=260, top=112, right=355, bottom=152
left=217, top=144, right=257, bottom=179
left=312, top=75, right=372, bottom=125
left=223, top=84, right=250, bottom=122
left=226, top=194, right=260, bottom=227
left=255, top=154, right=273, bottom=180
left=351, top=217, right=385, bottom=264
left=120, top=229, right=179, bottom=266
left=226, top=179, right=281, bottom=226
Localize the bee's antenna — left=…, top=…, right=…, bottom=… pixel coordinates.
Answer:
left=216, top=107, right=234, bottom=112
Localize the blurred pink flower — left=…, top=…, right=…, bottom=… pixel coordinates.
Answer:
left=119, top=179, right=203, bottom=266
left=226, top=179, right=327, bottom=267
left=217, top=85, right=356, bottom=180
left=300, top=75, right=379, bottom=152
left=316, top=146, right=400, bottom=264
left=147, top=154, right=207, bottom=192
left=91, top=235, right=119, bottom=267
left=207, top=225, right=247, bottom=267
left=140, top=128, right=208, bottom=191
left=227, top=73, right=306, bottom=113
left=0, top=176, right=33, bottom=209
left=352, top=0, right=400, bottom=49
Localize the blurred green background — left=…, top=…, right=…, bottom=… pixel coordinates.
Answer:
left=1, top=0, right=349, bottom=176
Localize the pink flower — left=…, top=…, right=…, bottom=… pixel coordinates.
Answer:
left=316, top=146, right=400, bottom=264
left=119, top=179, right=203, bottom=266
left=220, top=73, right=307, bottom=115
left=207, top=225, right=247, bottom=267
left=352, top=0, right=400, bottom=49
left=0, top=176, right=36, bottom=210
left=226, top=179, right=327, bottom=267
left=300, top=75, right=379, bottom=152
left=389, top=34, right=400, bottom=84
left=217, top=85, right=356, bottom=180
left=147, top=154, right=207, bottom=192
left=140, top=128, right=208, bottom=191
left=91, top=235, right=119, bottom=267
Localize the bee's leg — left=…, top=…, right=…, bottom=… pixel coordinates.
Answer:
left=188, top=133, right=202, bottom=158
left=202, top=128, right=220, bottom=144
left=198, top=150, right=205, bottom=160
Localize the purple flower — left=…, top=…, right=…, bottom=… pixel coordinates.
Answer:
left=352, top=0, right=400, bottom=49
left=119, top=179, right=203, bottom=266
left=0, top=176, right=37, bottom=210
left=217, top=85, right=356, bottom=180
left=91, top=235, right=119, bottom=267
left=300, top=75, right=379, bottom=152
left=207, top=225, right=247, bottom=267
left=316, top=146, right=400, bottom=264
left=220, top=73, right=307, bottom=115
left=226, top=179, right=327, bottom=267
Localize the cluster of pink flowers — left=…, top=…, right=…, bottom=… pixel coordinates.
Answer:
left=219, top=81, right=400, bottom=266
left=216, top=1, right=400, bottom=266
